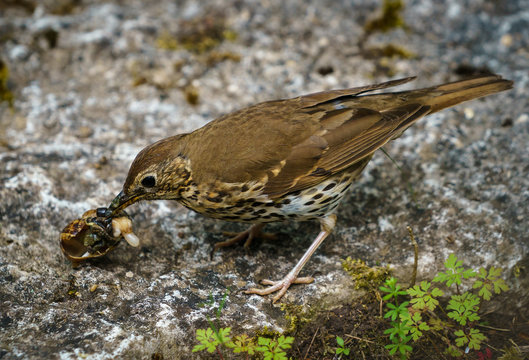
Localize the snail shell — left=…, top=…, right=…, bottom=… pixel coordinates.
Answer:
left=60, top=209, right=137, bottom=265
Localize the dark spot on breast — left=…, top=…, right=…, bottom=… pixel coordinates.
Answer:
left=308, top=208, right=321, bottom=213
left=313, top=193, right=323, bottom=199
left=235, top=199, right=247, bottom=207
left=206, top=195, right=224, bottom=203
left=222, top=215, right=240, bottom=220
left=265, top=202, right=275, bottom=207
left=241, top=184, right=249, bottom=192
left=251, top=201, right=264, bottom=207
left=288, top=214, right=298, bottom=218
left=282, top=199, right=291, bottom=205
left=304, top=200, right=315, bottom=206
left=274, top=203, right=283, bottom=208
left=323, top=183, right=336, bottom=191
left=289, top=190, right=302, bottom=197
left=253, top=209, right=267, bottom=215
left=234, top=209, right=248, bottom=215
left=194, top=190, right=200, bottom=195
left=269, top=213, right=284, bottom=219
left=320, top=197, right=332, bottom=204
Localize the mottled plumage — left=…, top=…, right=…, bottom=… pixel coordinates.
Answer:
left=108, top=75, right=512, bottom=302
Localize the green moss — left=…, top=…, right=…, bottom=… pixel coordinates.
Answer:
left=342, top=257, right=391, bottom=290
left=184, top=85, right=199, bottom=106
left=156, top=14, right=238, bottom=54
left=280, top=303, right=315, bottom=333
left=0, top=59, right=14, bottom=109
left=365, top=44, right=416, bottom=59
left=205, top=51, right=241, bottom=66
left=254, top=326, right=282, bottom=339
left=364, top=0, right=408, bottom=34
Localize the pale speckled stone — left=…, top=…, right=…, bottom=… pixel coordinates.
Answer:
left=0, top=0, right=528, bottom=359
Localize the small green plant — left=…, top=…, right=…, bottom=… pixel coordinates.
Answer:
left=335, top=336, right=350, bottom=357
left=192, top=289, right=294, bottom=359
left=380, top=277, right=413, bottom=359
left=380, top=253, right=509, bottom=359
left=256, top=335, right=294, bottom=360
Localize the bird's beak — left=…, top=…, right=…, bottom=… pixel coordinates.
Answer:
left=106, top=190, right=142, bottom=217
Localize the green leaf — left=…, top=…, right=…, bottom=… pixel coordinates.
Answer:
left=216, top=327, right=232, bottom=344
left=478, top=283, right=493, bottom=300
left=454, top=329, right=468, bottom=347
left=256, top=336, right=293, bottom=360
left=384, top=321, right=411, bottom=340
left=447, top=293, right=481, bottom=325
left=335, top=336, right=350, bottom=356
left=493, top=278, right=509, bottom=294
left=431, top=287, right=444, bottom=297
left=277, top=335, right=294, bottom=348
left=453, top=328, right=487, bottom=351
left=473, top=266, right=509, bottom=301
left=230, top=334, right=256, bottom=354
left=193, top=328, right=219, bottom=353
left=406, top=312, right=430, bottom=341
left=258, top=336, right=271, bottom=346
left=380, top=277, right=408, bottom=300
left=408, top=281, right=443, bottom=311
left=433, top=254, right=476, bottom=287
left=468, top=328, right=486, bottom=350
left=385, top=334, right=413, bottom=359
left=336, top=336, right=344, bottom=347
left=385, top=301, right=410, bottom=321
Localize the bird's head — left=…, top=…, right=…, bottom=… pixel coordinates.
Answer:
left=107, top=134, right=191, bottom=216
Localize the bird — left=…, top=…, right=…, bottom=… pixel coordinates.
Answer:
left=106, top=74, right=512, bottom=302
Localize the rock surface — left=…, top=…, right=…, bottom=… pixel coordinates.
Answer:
left=1, top=0, right=528, bottom=358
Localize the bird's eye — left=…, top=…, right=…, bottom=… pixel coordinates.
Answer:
left=141, top=175, right=156, bottom=188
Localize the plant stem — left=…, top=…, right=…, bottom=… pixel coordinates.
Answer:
left=216, top=346, right=224, bottom=360
left=407, top=226, right=418, bottom=288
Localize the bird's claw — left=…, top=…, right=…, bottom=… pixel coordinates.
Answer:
left=245, top=275, right=314, bottom=303
left=211, top=224, right=277, bottom=258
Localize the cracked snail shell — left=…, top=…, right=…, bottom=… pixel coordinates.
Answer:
left=60, top=208, right=139, bottom=265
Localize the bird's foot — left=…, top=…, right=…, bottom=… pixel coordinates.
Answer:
left=245, top=274, right=314, bottom=303
left=211, top=224, right=276, bottom=256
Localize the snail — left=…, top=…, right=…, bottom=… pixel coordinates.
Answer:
left=60, top=208, right=139, bottom=265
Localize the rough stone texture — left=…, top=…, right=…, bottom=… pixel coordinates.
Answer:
left=0, top=0, right=528, bottom=358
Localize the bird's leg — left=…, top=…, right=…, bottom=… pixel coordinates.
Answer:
left=245, top=214, right=336, bottom=303
left=211, top=223, right=277, bottom=256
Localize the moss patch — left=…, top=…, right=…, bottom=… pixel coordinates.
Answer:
left=156, top=13, right=237, bottom=54
left=0, top=59, right=14, bottom=109
left=364, top=0, right=408, bottom=34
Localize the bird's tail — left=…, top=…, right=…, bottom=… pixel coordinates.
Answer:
left=418, top=75, right=513, bottom=114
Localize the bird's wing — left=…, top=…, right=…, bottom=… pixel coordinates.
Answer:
left=262, top=101, right=431, bottom=196
left=262, top=74, right=512, bottom=197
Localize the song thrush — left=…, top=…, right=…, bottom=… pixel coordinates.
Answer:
left=106, top=74, right=512, bottom=302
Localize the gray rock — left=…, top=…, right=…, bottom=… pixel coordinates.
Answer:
left=1, top=0, right=528, bottom=358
